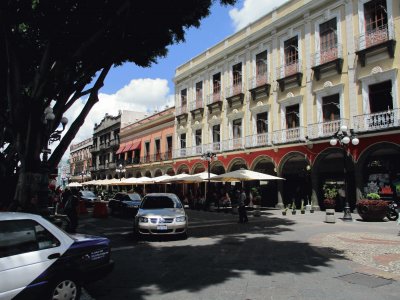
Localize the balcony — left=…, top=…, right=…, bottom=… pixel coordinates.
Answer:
left=272, top=127, right=307, bottom=144
left=311, top=44, right=343, bottom=81
left=175, top=105, right=188, bottom=121
left=206, top=91, right=223, bottom=113
left=189, top=98, right=204, bottom=117
left=307, top=119, right=349, bottom=140
left=90, top=145, right=99, bottom=153
left=245, top=133, right=272, bottom=148
left=108, top=162, right=116, bottom=169
left=89, top=166, right=97, bottom=172
left=220, top=137, right=245, bottom=151
left=355, top=24, right=396, bottom=67
left=248, top=74, right=271, bottom=100
left=225, top=83, right=244, bottom=107
left=141, top=155, right=151, bottom=164
left=276, top=60, right=302, bottom=92
left=353, top=109, right=400, bottom=133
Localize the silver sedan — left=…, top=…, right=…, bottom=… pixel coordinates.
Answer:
left=134, top=193, right=188, bottom=239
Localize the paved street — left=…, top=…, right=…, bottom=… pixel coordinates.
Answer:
left=79, top=209, right=400, bottom=300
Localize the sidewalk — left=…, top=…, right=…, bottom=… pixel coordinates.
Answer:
left=253, top=208, right=400, bottom=280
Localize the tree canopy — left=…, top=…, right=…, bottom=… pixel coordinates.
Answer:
left=0, top=0, right=236, bottom=210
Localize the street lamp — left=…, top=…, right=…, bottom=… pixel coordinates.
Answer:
left=81, top=171, right=85, bottom=183
left=39, top=106, right=68, bottom=214
left=329, top=125, right=359, bottom=221
left=116, top=164, right=126, bottom=181
left=201, top=150, right=218, bottom=206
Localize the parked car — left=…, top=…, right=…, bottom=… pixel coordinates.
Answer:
left=0, top=212, right=114, bottom=300
left=79, top=190, right=98, bottom=207
left=108, top=192, right=142, bottom=216
left=134, top=193, right=188, bottom=239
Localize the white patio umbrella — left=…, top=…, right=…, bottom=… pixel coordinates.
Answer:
left=67, top=182, right=82, bottom=188
left=153, top=174, right=172, bottom=183
left=170, top=172, right=217, bottom=183
left=157, top=173, right=189, bottom=183
left=211, top=169, right=285, bottom=182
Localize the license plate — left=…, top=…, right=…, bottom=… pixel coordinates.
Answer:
left=157, top=225, right=168, bottom=230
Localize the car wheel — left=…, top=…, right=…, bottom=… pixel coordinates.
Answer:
left=180, top=231, right=188, bottom=240
left=49, top=278, right=81, bottom=300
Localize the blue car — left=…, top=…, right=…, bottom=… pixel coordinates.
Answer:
left=0, top=212, right=114, bottom=300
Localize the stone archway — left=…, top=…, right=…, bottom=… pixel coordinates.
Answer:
left=177, top=164, right=189, bottom=174
left=210, top=161, right=225, bottom=175
left=166, top=167, right=175, bottom=176
left=154, top=169, right=163, bottom=177
left=144, top=170, right=151, bottom=177
left=356, top=142, right=400, bottom=201
left=313, top=148, right=355, bottom=211
left=227, top=158, right=247, bottom=172
left=251, top=155, right=278, bottom=207
left=192, top=163, right=206, bottom=174
left=279, top=151, right=311, bottom=208
left=134, top=171, right=142, bottom=178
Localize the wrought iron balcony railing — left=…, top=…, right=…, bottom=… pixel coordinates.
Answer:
left=272, top=127, right=307, bottom=144
left=307, top=119, right=349, bottom=140
left=353, top=109, right=400, bottom=132
left=189, top=99, right=204, bottom=111
left=248, top=74, right=269, bottom=90
left=355, top=23, right=395, bottom=52
left=245, top=133, right=272, bottom=148
left=277, top=60, right=302, bottom=79
left=225, top=82, right=243, bottom=98
left=175, top=105, right=187, bottom=116
left=312, top=44, right=343, bottom=66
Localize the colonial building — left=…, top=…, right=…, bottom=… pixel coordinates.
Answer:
left=173, top=0, right=400, bottom=210
left=90, top=110, right=147, bottom=179
left=69, top=137, right=92, bottom=182
left=116, top=107, right=175, bottom=179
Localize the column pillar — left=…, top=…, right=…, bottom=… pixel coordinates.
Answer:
left=276, top=178, right=284, bottom=209
left=311, top=170, right=321, bottom=211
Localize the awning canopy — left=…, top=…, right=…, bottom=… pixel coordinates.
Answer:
left=116, top=143, right=125, bottom=155
left=128, top=139, right=141, bottom=151
left=121, top=142, right=132, bottom=153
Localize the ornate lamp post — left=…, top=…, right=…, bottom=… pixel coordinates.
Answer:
left=329, top=125, right=359, bottom=221
left=116, top=164, right=126, bottom=181
left=39, top=106, right=68, bottom=214
left=81, top=171, right=85, bottom=183
left=201, top=150, right=217, bottom=205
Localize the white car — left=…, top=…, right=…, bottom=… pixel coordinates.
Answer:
left=0, top=212, right=114, bottom=300
left=134, top=193, right=188, bottom=239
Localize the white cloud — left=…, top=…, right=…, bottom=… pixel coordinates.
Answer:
left=229, top=0, right=289, bottom=32
left=55, top=78, right=174, bottom=160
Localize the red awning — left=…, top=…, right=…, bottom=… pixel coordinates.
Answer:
left=121, top=142, right=132, bottom=153
left=128, top=139, right=141, bottom=151
left=115, top=143, right=125, bottom=155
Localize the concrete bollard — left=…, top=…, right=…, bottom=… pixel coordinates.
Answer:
left=325, top=209, right=336, bottom=223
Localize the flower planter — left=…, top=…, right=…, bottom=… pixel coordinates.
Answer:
left=301, top=210, right=305, bottom=214
left=282, top=211, right=287, bottom=216
left=357, top=200, right=388, bottom=221
left=291, top=210, right=296, bottom=215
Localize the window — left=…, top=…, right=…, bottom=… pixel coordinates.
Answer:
left=284, top=37, right=299, bottom=65
left=232, top=63, right=242, bottom=87
left=155, top=139, right=161, bottom=160
left=181, top=89, right=187, bottom=107
left=322, top=94, right=340, bottom=122
left=256, top=113, right=268, bottom=134
left=196, top=81, right=203, bottom=102
left=0, top=220, right=60, bottom=258
left=145, top=142, right=150, bottom=162
left=180, top=133, right=186, bottom=149
left=320, top=18, right=337, bottom=52
left=233, top=119, right=242, bottom=139
left=256, top=51, right=268, bottom=77
left=142, top=196, right=178, bottom=209
left=286, top=105, right=300, bottom=129
left=369, top=80, right=393, bottom=113
left=365, top=0, right=387, bottom=32
left=213, top=73, right=221, bottom=95
left=166, top=136, right=172, bottom=159
left=213, top=125, right=220, bottom=143
left=195, top=129, right=202, bottom=146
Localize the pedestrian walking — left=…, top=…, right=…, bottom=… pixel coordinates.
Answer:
left=63, top=188, right=79, bottom=233
left=238, top=188, right=248, bottom=223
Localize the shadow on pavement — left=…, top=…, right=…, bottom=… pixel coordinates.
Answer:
left=84, top=211, right=346, bottom=300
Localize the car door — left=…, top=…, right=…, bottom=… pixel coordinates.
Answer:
left=0, top=219, right=72, bottom=300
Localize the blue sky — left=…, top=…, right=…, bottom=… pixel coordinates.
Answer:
left=65, top=0, right=289, bottom=148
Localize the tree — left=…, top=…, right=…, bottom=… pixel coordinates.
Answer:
left=0, top=0, right=236, bottom=212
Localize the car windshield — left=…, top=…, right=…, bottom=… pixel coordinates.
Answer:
left=141, top=196, right=179, bottom=209
left=81, top=191, right=96, bottom=197
left=128, top=193, right=141, bottom=201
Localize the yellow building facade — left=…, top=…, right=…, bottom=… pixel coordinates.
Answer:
left=173, top=0, right=400, bottom=210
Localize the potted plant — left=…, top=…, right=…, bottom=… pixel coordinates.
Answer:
left=357, top=193, right=389, bottom=221
left=300, top=199, right=305, bottom=214
left=323, top=184, right=338, bottom=209
left=291, top=201, right=296, bottom=215
left=251, top=187, right=261, bottom=217
left=282, top=205, right=289, bottom=216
